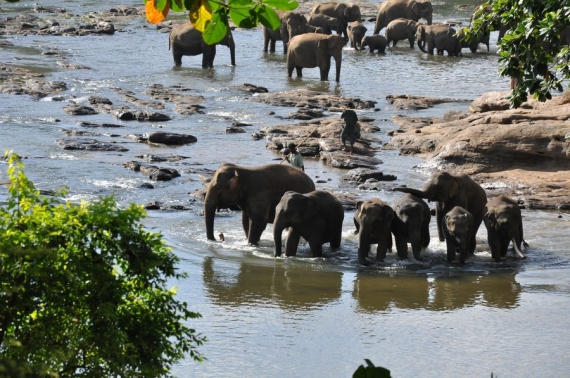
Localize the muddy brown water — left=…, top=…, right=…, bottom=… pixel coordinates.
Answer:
left=1, top=0, right=569, bottom=377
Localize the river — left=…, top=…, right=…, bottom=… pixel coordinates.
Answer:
left=1, top=0, right=569, bottom=377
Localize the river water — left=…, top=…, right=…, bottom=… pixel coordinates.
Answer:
left=1, top=0, right=570, bottom=377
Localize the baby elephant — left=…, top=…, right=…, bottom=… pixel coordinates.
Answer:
left=361, top=35, right=387, bottom=53
left=347, top=21, right=367, bottom=50
left=443, top=206, right=475, bottom=264
left=273, top=190, right=344, bottom=258
left=391, top=193, right=431, bottom=261
left=354, top=198, right=395, bottom=265
left=484, top=195, right=528, bottom=261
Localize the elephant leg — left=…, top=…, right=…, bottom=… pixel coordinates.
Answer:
left=285, top=228, right=301, bottom=256
left=319, top=60, right=330, bottom=81
left=395, top=234, right=408, bottom=260
left=330, top=224, right=342, bottom=249
left=270, top=40, right=276, bottom=52
left=173, top=53, right=182, bottom=66
left=247, top=217, right=267, bottom=246
left=287, top=64, right=294, bottom=77
left=411, top=238, right=423, bottom=261
left=459, top=246, right=467, bottom=264
left=446, top=238, right=456, bottom=263
left=295, top=67, right=303, bottom=77
left=500, top=238, right=509, bottom=258
left=241, top=212, right=250, bottom=239
left=487, top=228, right=502, bottom=261
left=308, top=239, right=323, bottom=258
left=408, top=37, right=414, bottom=49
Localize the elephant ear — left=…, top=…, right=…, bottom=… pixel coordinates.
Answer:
left=305, top=197, right=320, bottom=218
left=356, top=201, right=364, bottom=211
left=317, top=38, right=327, bottom=49
left=412, top=1, right=420, bottom=17
left=227, top=169, right=240, bottom=194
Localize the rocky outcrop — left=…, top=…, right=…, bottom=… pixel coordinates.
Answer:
left=386, top=91, right=570, bottom=210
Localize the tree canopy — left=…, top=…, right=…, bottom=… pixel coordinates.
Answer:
left=0, top=151, right=205, bottom=377
left=467, top=0, right=570, bottom=108
left=145, top=0, right=298, bottom=44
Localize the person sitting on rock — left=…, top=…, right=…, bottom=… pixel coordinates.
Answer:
left=340, top=109, right=360, bottom=155
left=285, top=143, right=304, bottom=171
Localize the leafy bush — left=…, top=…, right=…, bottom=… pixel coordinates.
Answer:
left=0, top=151, right=205, bottom=377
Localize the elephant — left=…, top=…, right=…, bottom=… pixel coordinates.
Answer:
left=393, top=171, right=487, bottom=249
left=374, top=0, right=433, bottom=35
left=273, top=190, right=344, bottom=258
left=361, top=35, right=387, bottom=53
left=263, top=17, right=323, bottom=53
left=483, top=195, right=529, bottom=261
left=456, top=28, right=490, bottom=53
left=417, top=24, right=462, bottom=56
left=308, top=14, right=340, bottom=35
left=353, top=198, right=395, bottom=265
left=443, top=206, right=475, bottom=264
left=391, top=193, right=431, bottom=261
left=385, top=18, right=420, bottom=49
left=347, top=21, right=367, bottom=50
left=279, top=11, right=311, bottom=54
left=169, top=23, right=236, bottom=68
left=309, top=2, right=362, bottom=39
left=287, top=33, right=345, bottom=82
left=204, top=163, right=315, bottom=245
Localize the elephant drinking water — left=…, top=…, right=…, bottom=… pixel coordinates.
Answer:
left=204, top=163, right=315, bottom=245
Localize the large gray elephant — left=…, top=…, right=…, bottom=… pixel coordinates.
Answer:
left=204, top=163, right=315, bottom=245
left=169, top=23, right=235, bottom=68
left=309, top=2, right=362, bottom=39
left=417, top=24, right=462, bottom=56
left=273, top=190, right=344, bottom=258
left=374, top=0, right=433, bottom=35
left=287, top=33, right=345, bottom=82
left=385, top=18, right=420, bottom=48
left=484, top=195, right=528, bottom=261
left=354, top=198, right=395, bottom=265
left=361, top=35, right=387, bottom=53
left=443, top=206, right=475, bottom=264
left=391, top=193, right=431, bottom=261
left=393, top=171, right=487, bottom=248
left=347, top=21, right=367, bottom=50
left=280, top=11, right=311, bottom=54
left=308, top=14, right=340, bottom=35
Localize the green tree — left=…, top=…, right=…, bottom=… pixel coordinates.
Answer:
left=144, top=0, right=298, bottom=44
left=467, top=0, right=570, bottom=108
left=0, top=151, right=205, bottom=377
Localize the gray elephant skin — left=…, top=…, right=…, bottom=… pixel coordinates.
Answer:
left=374, top=0, right=433, bottom=35
left=273, top=190, right=344, bottom=258
left=443, top=206, right=475, bottom=264
left=417, top=24, right=462, bottom=56
left=483, top=195, right=528, bottom=261
left=361, top=35, right=387, bottom=53
left=347, top=21, right=367, bottom=50
left=393, top=171, right=487, bottom=248
left=391, top=193, right=431, bottom=261
left=310, top=2, right=362, bottom=39
left=308, top=14, right=340, bottom=35
left=263, top=12, right=322, bottom=53
left=169, top=23, right=236, bottom=68
left=354, top=198, right=395, bottom=265
left=385, top=18, right=420, bottom=48
left=287, top=33, right=345, bottom=82
left=204, top=163, right=315, bottom=245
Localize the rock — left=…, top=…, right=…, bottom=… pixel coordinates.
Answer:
left=123, top=161, right=181, bottom=181
left=63, top=105, right=98, bottom=116
left=56, top=138, right=128, bottom=152
left=145, top=131, right=197, bottom=145
left=344, top=168, right=397, bottom=182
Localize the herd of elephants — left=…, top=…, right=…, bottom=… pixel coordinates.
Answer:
left=167, top=0, right=529, bottom=266
left=203, top=163, right=528, bottom=266
left=168, top=0, right=496, bottom=80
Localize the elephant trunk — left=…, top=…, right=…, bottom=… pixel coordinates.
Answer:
left=393, top=187, right=431, bottom=200
left=227, top=35, right=236, bottom=66
left=357, top=225, right=372, bottom=264
left=273, top=215, right=287, bottom=257
left=425, top=14, right=433, bottom=26
left=335, top=55, right=342, bottom=82
left=204, top=193, right=218, bottom=241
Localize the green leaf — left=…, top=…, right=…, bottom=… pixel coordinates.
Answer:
left=261, top=0, right=299, bottom=11
left=203, top=11, right=230, bottom=45
left=229, top=7, right=258, bottom=29
left=171, top=0, right=186, bottom=12
left=257, top=4, right=281, bottom=30
left=184, top=0, right=196, bottom=11
left=157, top=0, right=168, bottom=11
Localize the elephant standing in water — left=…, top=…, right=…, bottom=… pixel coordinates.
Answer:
left=393, top=171, right=487, bottom=253
left=391, top=193, right=431, bottom=261
left=354, top=198, right=395, bottom=265
left=273, top=190, right=344, bottom=258
left=287, top=33, right=345, bottom=82
left=484, top=195, right=528, bottom=261
left=443, top=206, right=475, bottom=264
left=347, top=21, right=367, bottom=50
left=308, top=14, right=340, bottom=35
left=361, top=35, right=387, bottom=53
left=374, top=0, right=433, bottom=35
left=385, top=18, right=420, bottom=48
left=417, top=24, right=462, bottom=56
left=263, top=12, right=324, bottom=53
left=204, top=164, right=315, bottom=245
left=169, top=23, right=235, bottom=68
left=309, top=2, right=362, bottom=39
